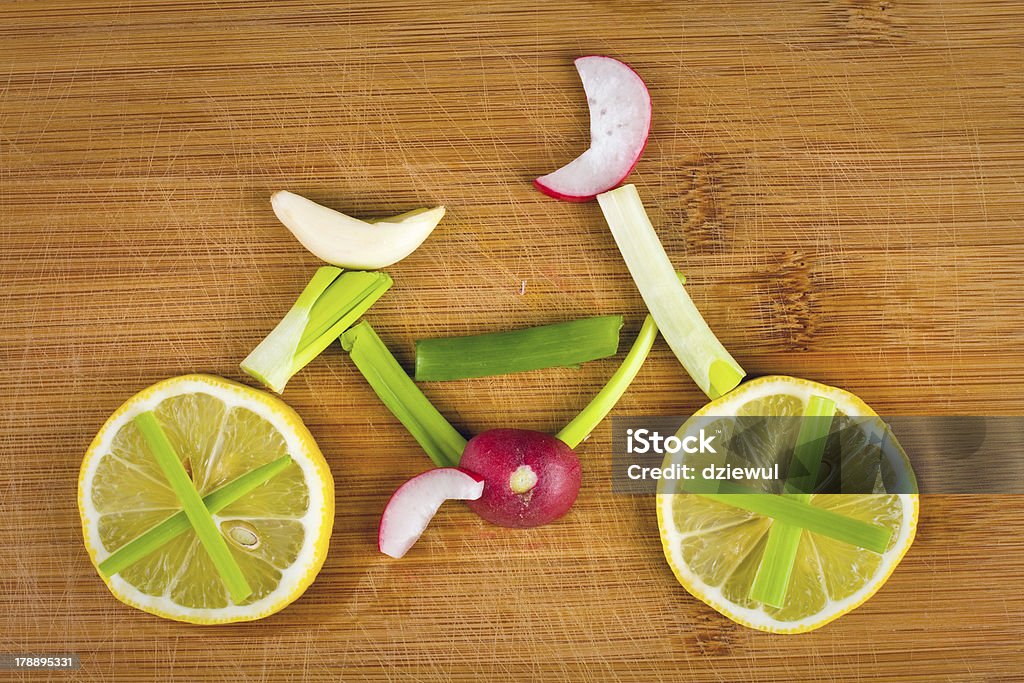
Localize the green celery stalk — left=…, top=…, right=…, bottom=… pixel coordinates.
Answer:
left=557, top=314, right=658, bottom=448
left=99, top=455, right=293, bottom=577
left=749, top=395, right=837, bottom=608
left=597, top=184, right=744, bottom=399
left=134, top=412, right=252, bottom=602
left=242, top=267, right=392, bottom=393
left=341, top=321, right=467, bottom=467
left=698, top=493, right=891, bottom=553
left=414, top=315, right=623, bottom=381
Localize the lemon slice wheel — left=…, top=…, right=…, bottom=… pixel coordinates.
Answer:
left=79, top=375, right=334, bottom=624
left=657, top=376, right=918, bottom=633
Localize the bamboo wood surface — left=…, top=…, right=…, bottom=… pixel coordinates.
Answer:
left=2, top=1, right=1023, bottom=680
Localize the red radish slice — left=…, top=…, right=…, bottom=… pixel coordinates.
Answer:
left=378, top=468, right=485, bottom=559
left=534, top=56, right=651, bottom=202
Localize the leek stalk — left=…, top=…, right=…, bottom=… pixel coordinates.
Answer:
left=414, top=315, right=623, bottom=381
left=341, top=321, right=467, bottom=467
left=597, top=185, right=744, bottom=399
left=242, top=267, right=392, bottom=393
left=557, top=315, right=658, bottom=448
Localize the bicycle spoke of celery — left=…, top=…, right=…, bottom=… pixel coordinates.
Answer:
left=98, top=454, right=293, bottom=578
left=557, top=314, right=658, bottom=448
left=749, top=395, right=837, bottom=608
left=697, top=493, right=890, bottom=553
left=414, top=315, right=623, bottom=381
left=597, top=184, right=744, bottom=399
left=784, top=396, right=838, bottom=496
left=242, top=267, right=392, bottom=393
left=341, top=321, right=467, bottom=467
left=134, top=412, right=252, bottom=602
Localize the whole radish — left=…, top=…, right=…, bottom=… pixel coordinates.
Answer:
left=459, top=429, right=581, bottom=528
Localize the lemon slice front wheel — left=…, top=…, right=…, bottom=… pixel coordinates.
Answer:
left=79, top=375, right=334, bottom=624
left=657, top=376, right=918, bottom=633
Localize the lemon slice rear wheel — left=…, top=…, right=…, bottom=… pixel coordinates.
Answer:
left=657, top=376, right=918, bottom=633
left=79, top=375, right=334, bottom=624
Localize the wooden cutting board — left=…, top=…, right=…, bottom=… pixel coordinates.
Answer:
left=2, top=1, right=1022, bottom=680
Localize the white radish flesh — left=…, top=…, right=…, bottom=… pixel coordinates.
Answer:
left=378, top=468, right=484, bottom=559
left=534, top=56, right=651, bottom=202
